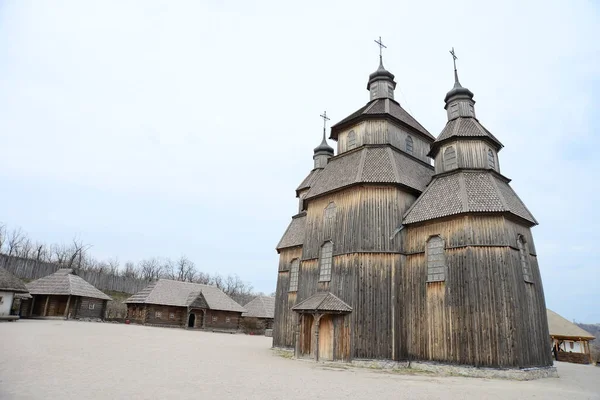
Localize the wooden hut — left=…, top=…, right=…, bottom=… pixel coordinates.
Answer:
left=0, top=266, right=30, bottom=321
left=124, top=279, right=246, bottom=331
left=22, top=269, right=111, bottom=320
left=547, top=309, right=595, bottom=364
left=273, top=50, right=553, bottom=368
left=241, top=296, right=276, bottom=333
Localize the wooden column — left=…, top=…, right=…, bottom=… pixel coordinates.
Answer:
left=30, top=296, right=36, bottom=317
left=64, top=295, right=72, bottom=319
left=202, top=310, right=206, bottom=328
left=294, top=313, right=301, bottom=358
left=314, top=313, right=322, bottom=362
left=43, top=296, right=50, bottom=317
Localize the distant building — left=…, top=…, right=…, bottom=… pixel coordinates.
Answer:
left=242, top=296, right=275, bottom=333
left=547, top=309, right=595, bottom=364
left=124, top=279, right=246, bottom=331
left=21, top=269, right=112, bottom=320
left=0, top=267, right=30, bottom=321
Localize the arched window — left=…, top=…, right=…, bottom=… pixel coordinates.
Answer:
left=487, top=149, right=495, bottom=170
left=347, top=130, right=356, bottom=150
left=517, top=235, right=534, bottom=283
left=323, top=202, right=337, bottom=239
left=318, top=241, right=333, bottom=282
left=405, top=136, right=414, bottom=155
left=444, top=146, right=457, bottom=170
left=426, top=236, right=445, bottom=282
left=289, top=258, right=300, bottom=292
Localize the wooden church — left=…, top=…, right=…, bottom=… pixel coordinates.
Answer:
left=273, top=45, right=552, bottom=369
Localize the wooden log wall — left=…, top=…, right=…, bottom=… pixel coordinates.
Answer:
left=402, top=215, right=552, bottom=367
left=145, top=304, right=186, bottom=327
left=203, top=310, right=242, bottom=330
left=273, top=247, right=302, bottom=348
left=74, top=297, right=107, bottom=319
left=434, top=139, right=499, bottom=174
left=302, top=186, right=416, bottom=259
left=336, top=119, right=432, bottom=164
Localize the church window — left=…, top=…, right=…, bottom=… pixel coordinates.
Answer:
left=517, top=235, right=534, bottom=283
left=487, top=149, right=495, bottom=170
left=450, top=103, right=459, bottom=119
left=347, top=130, right=356, bottom=150
left=426, top=236, right=446, bottom=283
left=318, top=241, right=333, bottom=282
left=406, top=136, right=414, bottom=154
left=323, top=202, right=337, bottom=239
left=289, top=258, right=300, bottom=292
left=444, top=146, right=457, bottom=170
left=388, top=85, right=394, bottom=98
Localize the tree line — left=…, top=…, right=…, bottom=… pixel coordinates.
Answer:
left=0, top=223, right=268, bottom=304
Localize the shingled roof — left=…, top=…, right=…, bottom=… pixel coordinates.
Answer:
left=0, top=267, right=28, bottom=293
left=304, top=146, right=433, bottom=200
left=242, top=296, right=275, bottom=319
left=331, top=98, right=435, bottom=141
left=124, top=279, right=246, bottom=313
left=547, top=309, right=595, bottom=339
left=26, top=269, right=111, bottom=300
left=297, top=169, right=322, bottom=192
left=429, top=117, right=503, bottom=157
left=292, top=292, right=352, bottom=313
left=277, top=212, right=306, bottom=251
left=403, top=171, right=537, bottom=225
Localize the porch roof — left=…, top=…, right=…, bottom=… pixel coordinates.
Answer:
left=292, top=292, right=352, bottom=313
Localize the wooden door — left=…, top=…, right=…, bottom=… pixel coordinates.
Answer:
left=300, top=314, right=314, bottom=357
left=319, top=315, right=334, bottom=361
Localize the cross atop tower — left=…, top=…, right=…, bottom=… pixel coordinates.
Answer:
left=449, top=47, right=460, bottom=85
left=374, top=36, right=387, bottom=62
left=320, top=111, right=330, bottom=132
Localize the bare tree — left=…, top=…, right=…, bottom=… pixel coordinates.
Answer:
left=6, top=228, right=25, bottom=258
left=122, top=261, right=139, bottom=279
left=0, top=223, right=7, bottom=252
left=139, top=257, right=163, bottom=281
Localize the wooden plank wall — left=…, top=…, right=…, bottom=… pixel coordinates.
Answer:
left=402, top=215, right=552, bottom=367
left=272, top=247, right=302, bottom=348
left=434, top=140, right=499, bottom=174
left=74, top=297, right=106, bottom=319
left=204, top=310, right=242, bottom=330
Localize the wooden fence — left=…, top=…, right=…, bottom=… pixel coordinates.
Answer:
left=0, top=254, right=149, bottom=294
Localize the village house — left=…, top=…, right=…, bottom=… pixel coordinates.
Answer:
left=0, top=266, right=30, bottom=321
left=21, top=268, right=112, bottom=320
left=241, top=296, right=275, bottom=334
left=547, top=309, right=595, bottom=364
left=124, top=279, right=246, bottom=331
left=273, top=44, right=553, bottom=369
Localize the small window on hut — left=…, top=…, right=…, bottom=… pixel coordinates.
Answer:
left=169, top=312, right=175, bottom=319
left=405, top=135, right=414, bottom=155
left=517, top=235, right=534, bottom=284
left=88, top=303, right=95, bottom=310
left=444, top=146, right=457, bottom=170
left=347, top=130, right=356, bottom=150
left=212, top=316, right=218, bottom=322
left=289, top=258, right=300, bottom=292
left=226, top=317, right=231, bottom=323
left=155, top=311, right=162, bottom=318
left=318, top=241, right=333, bottom=282
left=426, top=236, right=446, bottom=283
left=487, top=149, right=496, bottom=170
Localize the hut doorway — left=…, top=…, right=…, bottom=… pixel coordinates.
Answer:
left=299, top=314, right=314, bottom=358
left=188, top=313, right=196, bottom=328
left=318, top=314, right=334, bottom=361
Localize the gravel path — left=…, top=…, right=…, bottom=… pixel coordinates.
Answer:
left=1, top=320, right=598, bottom=400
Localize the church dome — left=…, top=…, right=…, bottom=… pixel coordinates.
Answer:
left=444, top=80, right=474, bottom=103
left=367, top=60, right=395, bottom=89
left=314, top=137, right=334, bottom=154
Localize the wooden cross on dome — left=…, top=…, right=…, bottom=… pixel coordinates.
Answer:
left=320, top=111, right=330, bottom=131
left=450, top=47, right=458, bottom=72
left=374, top=36, right=387, bottom=61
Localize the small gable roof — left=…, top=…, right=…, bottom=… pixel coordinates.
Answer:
left=26, top=269, right=111, bottom=301
left=242, top=296, right=275, bottom=319
left=292, top=292, right=352, bottom=313
left=547, top=309, right=595, bottom=340
left=0, top=267, right=29, bottom=293
left=124, top=279, right=246, bottom=313
left=403, top=171, right=537, bottom=225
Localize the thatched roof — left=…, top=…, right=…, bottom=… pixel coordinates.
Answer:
left=547, top=309, right=595, bottom=340
left=124, top=279, right=246, bottom=313
left=0, top=267, right=29, bottom=293
left=242, top=296, right=275, bottom=319
left=26, top=269, right=111, bottom=301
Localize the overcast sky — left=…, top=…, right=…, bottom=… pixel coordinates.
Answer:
left=0, top=1, right=598, bottom=322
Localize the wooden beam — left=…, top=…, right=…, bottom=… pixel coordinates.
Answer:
left=29, top=296, right=36, bottom=317
left=64, top=295, right=71, bottom=319
left=43, top=296, right=50, bottom=317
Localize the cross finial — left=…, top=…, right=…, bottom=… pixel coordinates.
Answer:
left=374, top=36, right=387, bottom=64
left=449, top=47, right=460, bottom=85
left=320, top=111, right=330, bottom=137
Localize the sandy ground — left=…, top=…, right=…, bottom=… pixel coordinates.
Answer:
left=0, top=320, right=598, bottom=400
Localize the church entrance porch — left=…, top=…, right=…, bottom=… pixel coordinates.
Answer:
left=292, top=292, right=352, bottom=362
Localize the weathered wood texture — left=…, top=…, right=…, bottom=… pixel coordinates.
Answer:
left=556, top=352, right=590, bottom=364
left=302, top=186, right=416, bottom=259
left=434, top=140, right=500, bottom=174
left=27, top=295, right=106, bottom=319
left=336, top=120, right=432, bottom=163
left=203, top=310, right=242, bottom=330
left=273, top=247, right=302, bottom=347
left=144, top=304, right=186, bottom=327
left=402, top=215, right=551, bottom=367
